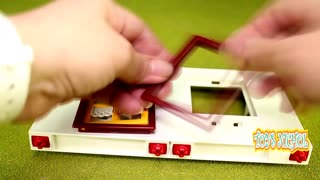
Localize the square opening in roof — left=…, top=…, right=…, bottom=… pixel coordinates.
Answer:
left=191, top=86, right=251, bottom=116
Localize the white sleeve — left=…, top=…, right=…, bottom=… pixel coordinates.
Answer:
left=0, top=13, right=34, bottom=123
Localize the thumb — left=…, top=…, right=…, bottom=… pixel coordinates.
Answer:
left=242, top=37, right=292, bottom=72
left=116, top=51, right=173, bottom=84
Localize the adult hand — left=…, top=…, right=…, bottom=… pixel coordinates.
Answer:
left=223, top=0, right=320, bottom=104
left=10, top=0, right=173, bottom=121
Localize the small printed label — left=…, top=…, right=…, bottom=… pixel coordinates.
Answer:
left=253, top=129, right=310, bottom=153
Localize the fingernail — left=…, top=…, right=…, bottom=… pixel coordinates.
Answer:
left=120, top=107, right=143, bottom=116
left=150, top=59, right=173, bottom=78
left=224, top=29, right=253, bottom=59
left=135, top=107, right=144, bottom=114
left=145, top=102, right=153, bottom=109
left=141, top=60, right=174, bottom=83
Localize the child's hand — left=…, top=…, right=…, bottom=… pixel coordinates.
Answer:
left=223, top=0, right=320, bottom=103
left=11, top=0, right=173, bottom=121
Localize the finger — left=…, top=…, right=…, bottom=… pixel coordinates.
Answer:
left=111, top=89, right=144, bottom=115
left=222, top=0, right=307, bottom=58
left=89, top=83, right=144, bottom=114
left=129, top=81, right=172, bottom=107
left=129, top=88, right=152, bottom=108
left=130, top=27, right=171, bottom=60
left=109, top=3, right=172, bottom=59
left=112, top=83, right=175, bottom=114
left=156, top=82, right=172, bottom=99
left=241, top=37, right=294, bottom=72
left=116, top=51, right=173, bottom=84
left=248, top=75, right=282, bottom=98
left=222, top=25, right=262, bottom=59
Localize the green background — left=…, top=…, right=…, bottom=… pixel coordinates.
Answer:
left=0, top=0, right=319, bottom=179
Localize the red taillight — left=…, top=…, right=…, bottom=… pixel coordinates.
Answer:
left=289, top=150, right=309, bottom=163
left=149, top=143, right=167, bottom=156
left=31, top=136, right=50, bottom=149
left=172, top=144, right=191, bottom=157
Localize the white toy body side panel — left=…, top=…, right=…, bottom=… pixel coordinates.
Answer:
left=29, top=68, right=313, bottom=165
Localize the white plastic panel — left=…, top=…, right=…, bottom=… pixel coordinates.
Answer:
left=29, top=68, right=313, bottom=165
